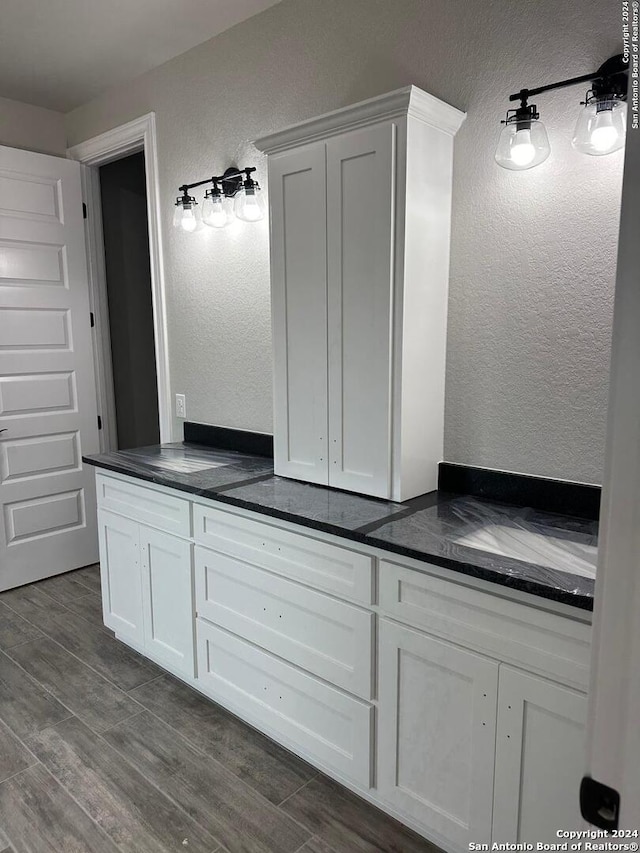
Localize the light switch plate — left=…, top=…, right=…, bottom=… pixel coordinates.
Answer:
left=175, top=394, right=186, bottom=418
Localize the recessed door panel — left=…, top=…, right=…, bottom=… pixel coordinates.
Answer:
left=0, top=372, right=76, bottom=416
left=0, top=240, right=65, bottom=287
left=0, top=171, right=62, bottom=222
left=4, top=489, right=84, bottom=543
left=0, top=308, right=71, bottom=351
left=0, top=431, right=80, bottom=483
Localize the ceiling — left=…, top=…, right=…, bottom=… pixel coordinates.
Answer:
left=0, top=0, right=283, bottom=112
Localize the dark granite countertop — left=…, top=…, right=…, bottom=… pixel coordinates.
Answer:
left=84, top=442, right=597, bottom=612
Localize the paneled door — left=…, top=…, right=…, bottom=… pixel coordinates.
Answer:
left=0, top=144, right=99, bottom=590
left=326, top=122, right=395, bottom=498
left=140, top=525, right=194, bottom=677
left=98, top=510, right=143, bottom=644
left=269, top=142, right=328, bottom=484
left=492, top=666, right=587, bottom=843
left=377, top=618, right=499, bottom=848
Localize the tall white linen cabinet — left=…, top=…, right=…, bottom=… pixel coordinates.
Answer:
left=256, top=87, right=466, bottom=501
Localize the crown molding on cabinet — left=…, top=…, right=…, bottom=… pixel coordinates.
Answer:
left=254, top=85, right=466, bottom=154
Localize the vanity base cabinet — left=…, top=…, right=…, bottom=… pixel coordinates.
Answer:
left=97, top=507, right=195, bottom=679
left=93, top=472, right=591, bottom=853
left=492, top=666, right=587, bottom=844
left=377, top=617, right=499, bottom=848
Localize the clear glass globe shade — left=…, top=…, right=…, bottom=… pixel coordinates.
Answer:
left=235, top=187, right=266, bottom=222
left=572, top=100, right=627, bottom=156
left=202, top=195, right=229, bottom=229
left=495, top=120, right=551, bottom=170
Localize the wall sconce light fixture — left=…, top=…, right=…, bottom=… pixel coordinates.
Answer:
left=173, top=166, right=265, bottom=231
left=496, top=54, right=629, bottom=170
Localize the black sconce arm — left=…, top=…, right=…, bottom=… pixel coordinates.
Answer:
left=178, top=166, right=257, bottom=197
left=508, top=54, right=629, bottom=107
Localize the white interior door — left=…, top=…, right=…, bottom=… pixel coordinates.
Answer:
left=0, top=144, right=99, bottom=590
left=326, top=122, right=395, bottom=498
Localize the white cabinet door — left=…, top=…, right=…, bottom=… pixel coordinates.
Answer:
left=269, top=142, right=329, bottom=484
left=139, top=525, right=194, bottom=678
left=326, top=122, right=395, bottom=498
left=492, top=666, right=587, bottom=843
left=98, top=510, right=144, bottom=644
left=378, top=618, right=498, bottom=848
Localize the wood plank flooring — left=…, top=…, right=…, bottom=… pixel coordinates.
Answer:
left=0, top=565, right=441, bottom=853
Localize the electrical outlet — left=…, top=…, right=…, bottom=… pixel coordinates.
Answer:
left=175, top=394, right=186, bottom=419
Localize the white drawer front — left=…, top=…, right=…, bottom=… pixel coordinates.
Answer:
left=193, top=503, right=373, bottom=604
left=196, top=620, right=373, bottom=787
left=379, top=560, right=591, bottom=691
left=96, top=473, right=191, bottom=539
left=195, top=545, right=374, bottom=699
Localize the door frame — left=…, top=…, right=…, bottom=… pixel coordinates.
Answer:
left=584, top=124, right=640, bottom=825
left=67, top=112, right=171, bottom=448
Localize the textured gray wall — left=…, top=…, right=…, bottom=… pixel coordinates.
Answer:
left=0, top=95, right=66, bottom=155
left=65, top=0, right=624, bottom=484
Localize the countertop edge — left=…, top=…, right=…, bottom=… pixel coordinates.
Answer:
left=84, top=455, right=594, bottom=613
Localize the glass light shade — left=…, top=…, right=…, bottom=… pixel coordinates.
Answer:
left=173, top=200, right=201, bottom=232
left=202, top=193, right=233, bottom=228
left=572, top=100, right=627, bottom=156
left=495, top=120, right=551, bottom=170
left=234, top=186, right=266, bottom=222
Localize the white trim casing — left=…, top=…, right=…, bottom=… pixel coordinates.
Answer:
left=585, top=124, right=640, bottom=825
left=255, top=85, right=466, bottom=154
left=80, top=164, right=117, bottom=452
left=68, top=113, right=172, bottom=443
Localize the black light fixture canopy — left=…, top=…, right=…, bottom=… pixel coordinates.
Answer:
left=496, top=53, right=629, bottom=170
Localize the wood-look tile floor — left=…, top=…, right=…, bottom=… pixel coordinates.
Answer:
left=0, top=567, right=441, bottom=853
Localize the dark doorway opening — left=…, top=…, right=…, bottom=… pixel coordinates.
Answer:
left=99, top=152, right=160, bottom=450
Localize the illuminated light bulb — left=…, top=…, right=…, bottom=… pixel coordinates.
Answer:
left=202, top=192, right=229, bottom=228
left=234, top=179, right=266, bottom=222
left=180, top=207, right=198, bottom=232
left=589, top=110, right=619, bottom=153
left=510, top=129, right=537, bottom=167
left=241, top=192, right=262, bottom=221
